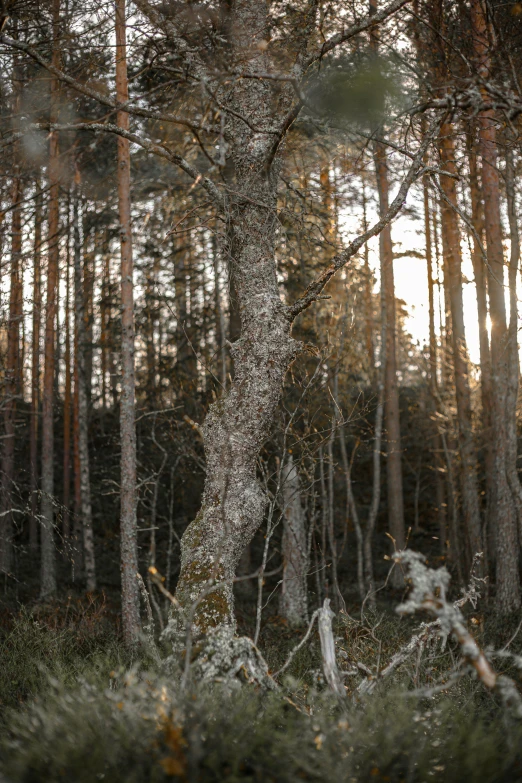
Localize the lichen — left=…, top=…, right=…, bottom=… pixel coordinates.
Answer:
left=190, top=626, right=277, bottom=691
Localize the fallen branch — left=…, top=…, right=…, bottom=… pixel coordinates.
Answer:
left=318, top=599, right=346, bottom=700
left=394, top=550, right=522, bottom=718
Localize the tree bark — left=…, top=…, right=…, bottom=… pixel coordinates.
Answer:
left=40, top=0, right=61, bottom=597
left=471, top=0, right=520, bottom=611
left=116, top=0, right=140, bottom=644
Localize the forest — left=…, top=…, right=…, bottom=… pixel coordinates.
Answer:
left=1, top=0, right=522, bottom=779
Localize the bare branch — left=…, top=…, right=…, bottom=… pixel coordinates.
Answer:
left=34, top=121, right=225, bottom=208
left=287, top=111, right=444, bottom=321
left=0, top=33, right=214, bottom=133
left=306, top=0, right=413, bottom=67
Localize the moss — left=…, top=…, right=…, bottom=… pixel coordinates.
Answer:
left=177, top=559, right=231, bottom=633
left=196, top=589, right=231, bottom=631
left=180, top=506, right=206, bottom=551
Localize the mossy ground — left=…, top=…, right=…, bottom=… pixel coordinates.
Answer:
left=1, top=593, right=522, bottom=782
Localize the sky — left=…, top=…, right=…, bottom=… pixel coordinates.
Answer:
left=341, top=179, right=497, bottom=370
left=390, top=211, right=482, bottom=366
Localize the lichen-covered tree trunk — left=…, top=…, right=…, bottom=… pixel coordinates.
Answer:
left=280, top=455, right=308, bottom=627
left=171, top=184, right=298, bottom=636
left=167, top=1, right=299, bottom=637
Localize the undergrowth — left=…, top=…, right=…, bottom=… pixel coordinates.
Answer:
left=1, top=604, right=521, bottom=782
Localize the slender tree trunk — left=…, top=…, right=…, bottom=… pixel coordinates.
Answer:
left=437, top=120, right=482, bottom=568
left=362, top=179, right=375, bottom=372
left=116, top=0, right=140, bottom=644
left=369, top=0, right=404, bottom=580
left=62, top=209, right=72, bottom=541
left=174, top=235, right=198, bottom=395
left=467, top=132, right=494, bottom=567
left=100, top=233, right=110, bottom=412
left=40, top=0, right=61, bottom=597
left=83, top=226, right=95, bottom=404
left=0, top=154, right=23, bottom=577
left=30, top=183, right=42, bottom=552
left=503, top=140, right=522, bottom=544
left=72, top=187, right=96, bottom=591
left=326, top=369, right=342, bottom=609
left=472, top=0, right=520, bottom=611
left=373, top=143, right=405, bottom=564
left=72, top=264, right=83, bottom=580
left=280, top=455, right=308, bottom=626
left=435, top=198, right=463, bottom=579
left=424, top=171, right=446, bottom=553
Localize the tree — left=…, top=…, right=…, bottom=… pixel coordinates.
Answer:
left=40, top=0, right=61, bottom=596
left=73, top=178, right=96, bottom=592
left=116, top=0, right=140, bottom=644
left=471, top=0, right=520, bottom=611
left=279, top=455, right=308, bottom=627
left=0, top=85, right=23, bottom=577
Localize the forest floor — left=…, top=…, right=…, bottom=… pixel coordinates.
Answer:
left=1, top=583, right=522, bottom=783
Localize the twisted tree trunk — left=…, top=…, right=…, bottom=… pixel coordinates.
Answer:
left=163, top=0, right=436, bottom=638
left=171, top=181, right=298, bottom=636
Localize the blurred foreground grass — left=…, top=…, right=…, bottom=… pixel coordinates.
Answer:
left=1, top=595, right=522, bottom=782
